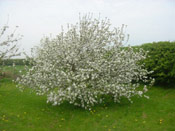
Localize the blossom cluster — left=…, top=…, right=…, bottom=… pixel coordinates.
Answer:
left=16, top=14, right=154, bottom=109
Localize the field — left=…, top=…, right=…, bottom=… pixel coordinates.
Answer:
left=0, top=74, right=175, bottom=131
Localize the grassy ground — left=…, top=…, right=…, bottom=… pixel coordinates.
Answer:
left=0, top=78, right=175, bottom=131
left=0, top=65, right=26, bottom=74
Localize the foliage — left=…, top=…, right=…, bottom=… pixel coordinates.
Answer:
left=16, top=14, right=153, bottom=109
left=139, top=41, right=175, bottom=86
left=0, top=59, right=28, bottom=66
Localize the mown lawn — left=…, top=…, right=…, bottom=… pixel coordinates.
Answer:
left=0, top=78, right=175, bottom=131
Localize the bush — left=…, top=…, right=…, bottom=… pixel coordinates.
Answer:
left=16, top=14, right=153, bottom=109
left=140, top=41, right=175, bottom=86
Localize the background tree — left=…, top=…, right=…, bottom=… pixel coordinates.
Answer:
left=0, top=25, right=22, bottom=78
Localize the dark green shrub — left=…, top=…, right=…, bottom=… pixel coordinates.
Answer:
left=139, top=41, right=175, bottom=86
left=0, top=59, right=29, bottom=66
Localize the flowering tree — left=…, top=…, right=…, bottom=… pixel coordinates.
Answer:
left=17, top=14, right=154, bottom=109
left=0, top=25, right=21, bottom=61
left=0, top=25, right=22, bottom=78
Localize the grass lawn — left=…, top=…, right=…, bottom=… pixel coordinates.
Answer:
left=0, top=78, right=175, bottom=131
left=0, top=65, right=26, bottom=74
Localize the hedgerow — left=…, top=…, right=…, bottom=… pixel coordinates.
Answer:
left=139, top=41, right=175, bottom=86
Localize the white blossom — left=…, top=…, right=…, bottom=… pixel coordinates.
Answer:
left=16, top=14, right=153, bottom=109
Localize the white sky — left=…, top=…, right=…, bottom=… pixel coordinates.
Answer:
left=0, top=0, right=175, bottom=55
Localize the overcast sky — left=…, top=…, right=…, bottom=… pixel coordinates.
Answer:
left=0, top=0, right=175, bottom=55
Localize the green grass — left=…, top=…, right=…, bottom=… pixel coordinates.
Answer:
left=0, top=79, right=175, bottom=131
left=0, top=65, right=26, bottom=74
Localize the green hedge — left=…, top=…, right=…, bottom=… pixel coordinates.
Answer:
left=0, top=59, right=29, bottom=66
left=139, top=41, right=175, bottom=86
